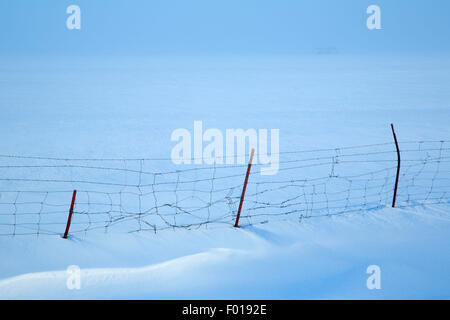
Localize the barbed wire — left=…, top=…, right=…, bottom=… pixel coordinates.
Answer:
left=0, top=140, right=448, bottom=236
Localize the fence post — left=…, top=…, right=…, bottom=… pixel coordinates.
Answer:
left=391, top=124, right=401, bottom=207
left=234, top=149, right=255, bottom=228
left=63, top=190, right=77, bottom=238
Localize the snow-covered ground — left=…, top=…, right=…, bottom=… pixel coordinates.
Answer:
left=0, top=54, right=449, bottom=299
left=0, top=205, right=449, bottom=299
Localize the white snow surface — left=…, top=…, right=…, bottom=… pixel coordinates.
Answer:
left=0, top=54, right=449, bottom=299
left=1, top=206, right=449, bottom=299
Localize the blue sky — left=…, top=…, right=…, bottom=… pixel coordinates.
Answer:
left=1, top=0, right=449, bottom=55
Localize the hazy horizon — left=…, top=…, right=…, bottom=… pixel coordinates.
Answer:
left=1, top=0, right=450, bottom=56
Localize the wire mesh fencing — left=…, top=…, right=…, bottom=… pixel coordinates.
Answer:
left=0, top=140, right=449, bottom=236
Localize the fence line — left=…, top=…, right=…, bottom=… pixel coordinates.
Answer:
left=0, top=140, right=448, bottom=236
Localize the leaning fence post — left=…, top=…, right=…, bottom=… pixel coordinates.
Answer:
left=391, top=124, right=401, bottom=207
left=234, top=149, right=255, bottom=228
left=63, top=190, right=77, bottom=238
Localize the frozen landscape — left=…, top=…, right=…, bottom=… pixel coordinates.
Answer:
left=0, top=54, right=449, bottom=299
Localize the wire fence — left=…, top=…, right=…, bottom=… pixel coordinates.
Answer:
left=0, top=140, right=449, bottom=236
